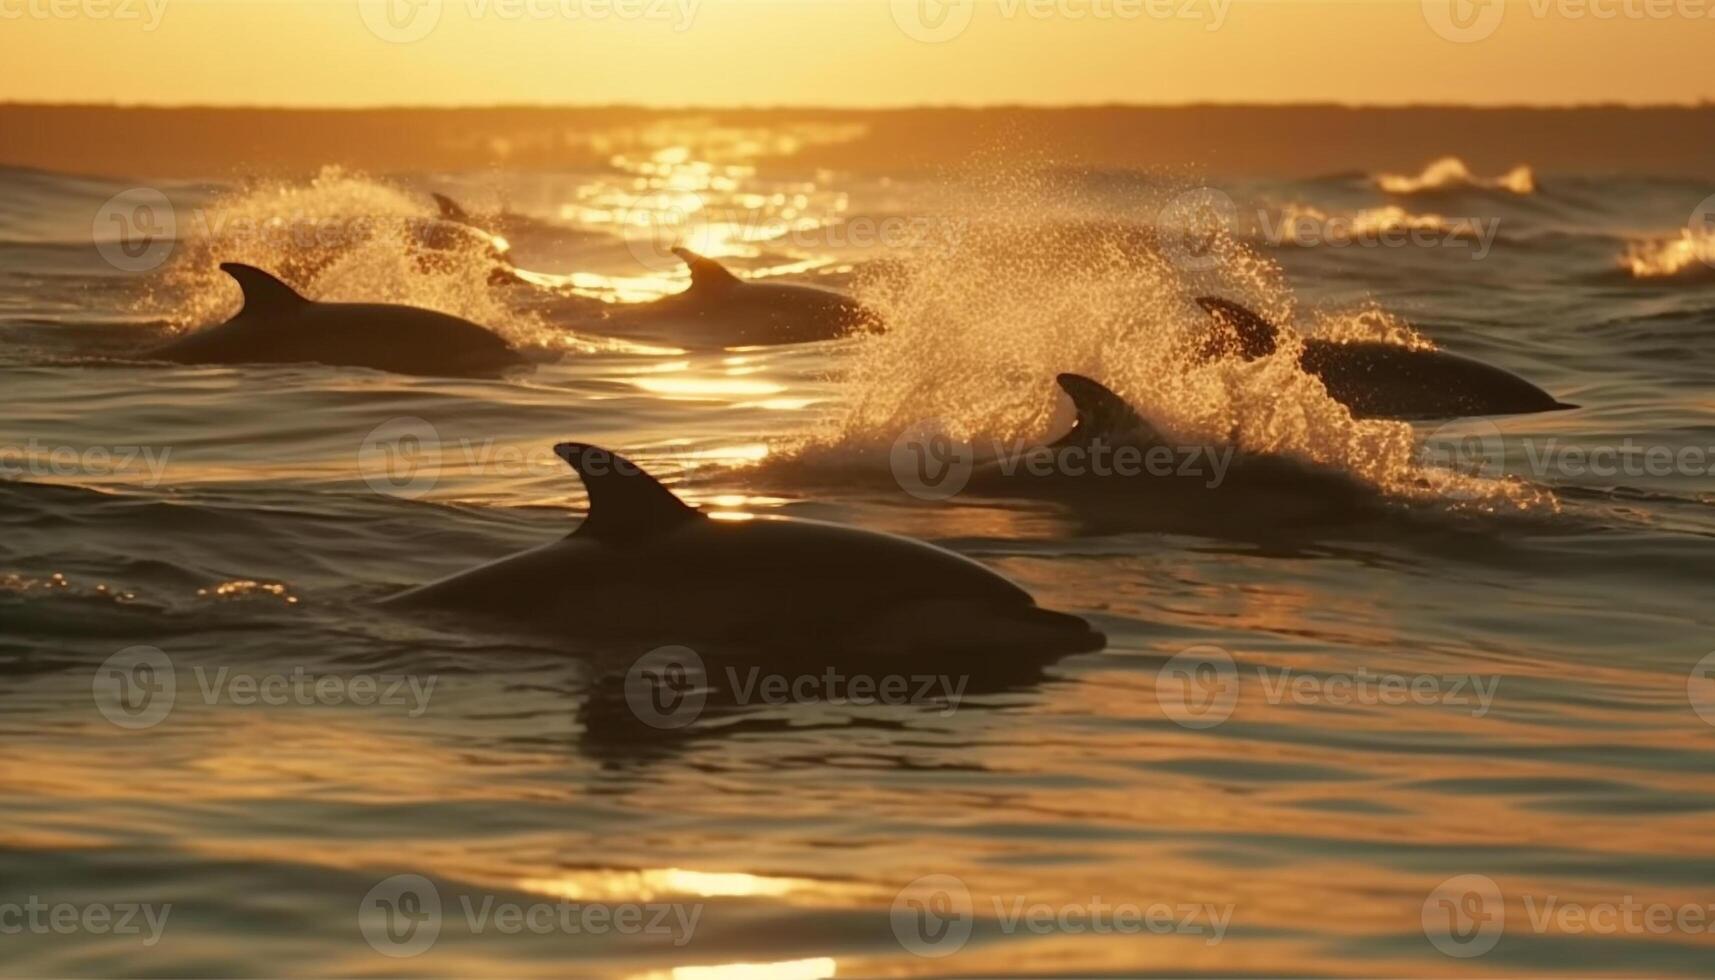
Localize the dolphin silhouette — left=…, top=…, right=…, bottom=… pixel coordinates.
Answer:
left=1194, top=297, right=1575, bottom=421
left=947, top=374, right=1384, bottom=542
left=594, top=248, right=881, bottom=347
left=382, top=443, right=1102, bottom=657
left=148, top=263, right=527, bottom=377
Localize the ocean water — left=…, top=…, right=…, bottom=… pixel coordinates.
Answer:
left=3, top=137, right=1715, bottom=977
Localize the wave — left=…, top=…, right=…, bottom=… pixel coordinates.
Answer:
left=1619, top=227, right=1715, bottom=282
left=1376, top=156, right=1536, bottom=196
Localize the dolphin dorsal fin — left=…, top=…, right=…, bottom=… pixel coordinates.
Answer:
left=554, top=443, right=703, bottom=542
left=432, top=193, right=471, bottom=224
left=672, top=247, right=742, bottom=293
left=1194, top=297, right=1279, bottom=360
left=1051, top=374, right=1161, bottom=446
left=220, top=263, right=308, bottom=315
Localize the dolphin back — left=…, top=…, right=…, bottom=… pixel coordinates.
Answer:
left=149, top=263, right=526, bottom=378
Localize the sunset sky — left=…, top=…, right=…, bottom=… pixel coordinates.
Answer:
left=0, top=0, right=1711, bottom=107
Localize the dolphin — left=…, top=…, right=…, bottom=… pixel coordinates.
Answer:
left=592, top=248, right=882, bottom=347
left=382, top=443, right=1103, bottom=657
left=1193, top=297, right=1575, bottom=421
left=148, top=263, right=528, bottom=377
left=948, top=374, right=1383, bottom=539
left=417, top=193, right=523, bottom=285
left=968, top=373, right=1373, bottom=502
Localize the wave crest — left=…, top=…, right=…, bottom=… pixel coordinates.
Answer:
left=1620, top=227, right=1715, bottom=281
left=1377, top=157, right=1536, bottom=196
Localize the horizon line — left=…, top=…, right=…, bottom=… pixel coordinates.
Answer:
left=5, top=99, right=1715, bottom=113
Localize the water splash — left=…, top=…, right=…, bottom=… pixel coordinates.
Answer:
left=1305, top=300, right=1435, bottom=350
left=133, top=167, right=545, bottom=344
left=786, top=171, right=1541, bottom=507
left=1620, top=227, right=1715, bottom=280
left=1377, top=157, right=1536, bottom=196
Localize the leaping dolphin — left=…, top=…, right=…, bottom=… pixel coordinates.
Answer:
left=148, top=263, right=528, bottom=377
left=1193, top=297, right=1575, bottom=421
left=382, top=443, right=1102, bottom=657
left=592, top=248, right=882, bottom=347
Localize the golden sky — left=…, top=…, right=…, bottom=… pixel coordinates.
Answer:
left=0, top=0, right=1710, bottom=107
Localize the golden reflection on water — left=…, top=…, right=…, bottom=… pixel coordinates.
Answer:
left=637, top=958, right=837, bottom=980
left=632, top=376, right=787, bottom=400
left=560, top=123, right=855, bottom=320
left=518, top=868, right=856, bottom=903
left=9, top=644, right=1715, bottom=977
